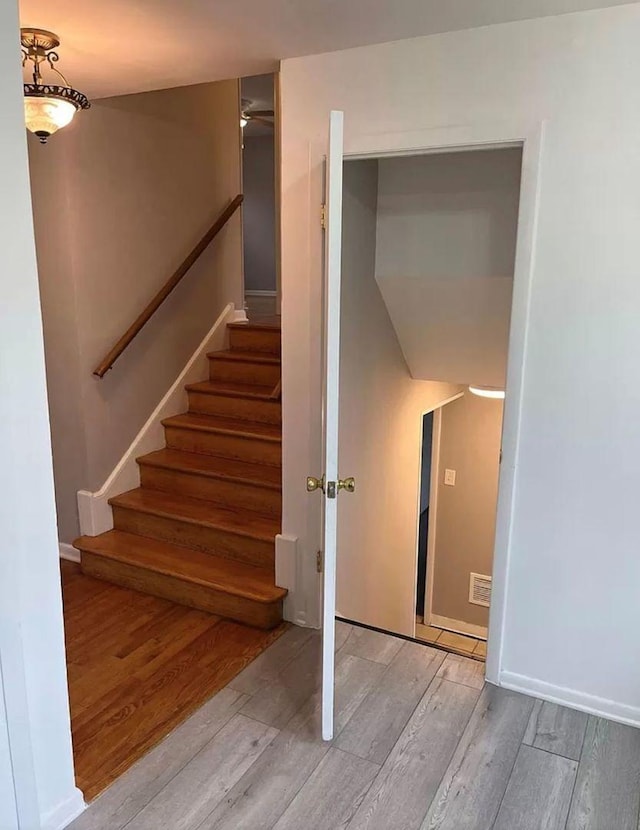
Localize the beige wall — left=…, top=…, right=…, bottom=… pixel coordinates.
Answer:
left=432, top=392, right=504, bottom=628
left=338, top=159, right=461, bottom=636
left=28, top=80, right=242, bottom=542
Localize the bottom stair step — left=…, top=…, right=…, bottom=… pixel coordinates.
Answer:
left=74, top=530, right=286, bottom=630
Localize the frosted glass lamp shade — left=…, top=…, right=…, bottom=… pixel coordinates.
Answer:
left=24, top=95, right=77, bottom=143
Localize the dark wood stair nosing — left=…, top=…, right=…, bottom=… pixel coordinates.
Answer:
left=207, top=350, right=281, bottom=366
left=227, top=322, right=281, bottom=332
left=135, top=452, right=282, bottom=492
left=108, top=491, right=279, bottom=543
left=75, top=537, right=285, bottom=604
left=161, top=415, right=282, bottom=444
left=185, top=382, right=276, bottom=402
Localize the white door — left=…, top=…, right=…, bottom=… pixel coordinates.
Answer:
left=0, top=670, right=19, bottom=830
left=306, top=110, right=354, bottom=740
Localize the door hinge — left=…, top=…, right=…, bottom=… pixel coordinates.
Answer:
left=316, top=550, right=323, bottom=573
left=320, top=203, right=326, bottom=229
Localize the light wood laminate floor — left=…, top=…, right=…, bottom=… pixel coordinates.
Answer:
left=62, top=561, right=287, bottom=800
left=70, top=620, right=640, bottom=830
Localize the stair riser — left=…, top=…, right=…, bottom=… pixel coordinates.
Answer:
left=208, top=358, right=280, bottom=387
left=229, top=328, right=280, bottom=355
left=112, top=506, right=275, bottom=569
left=81, top=553, right=283, bottom=630
left=139, top=466, right=282, bottom=518
left=164, top=426, right=282, bottom=467
left=188, top=391, right=281, bottom=424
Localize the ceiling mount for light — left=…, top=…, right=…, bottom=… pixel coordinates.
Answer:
left=469, top=385, right=506, bottom=400
left=21, top=27, right=90, bottom=144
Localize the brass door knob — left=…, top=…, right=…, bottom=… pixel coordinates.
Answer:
left=307, top=476, right=325, bottom=493
left=337, top=477, right=356, bottom=494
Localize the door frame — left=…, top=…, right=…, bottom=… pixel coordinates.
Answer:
left=341, top=119, right=544, bottom=684
left=422, top=404, right=442, bottom=632
left=416, top=395, right=463, bottom=634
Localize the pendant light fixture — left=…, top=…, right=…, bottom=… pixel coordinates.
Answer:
left=469, top=385, right=505, bottom=400
left=21, top=28, right=90, bottom=144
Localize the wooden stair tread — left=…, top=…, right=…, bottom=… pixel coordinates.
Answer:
left=162, top=413, right=281, bottom=441
left=207, top=349, right=280, bottom=365
left=109, top=489, right=279, bottom=540
left=186, top=380, right=275, bottom=400
left=75, top=531, right=286, bottom=604
left=137, top=449, right=281, bottom=488
left=227, top=321, right=281, bottom=332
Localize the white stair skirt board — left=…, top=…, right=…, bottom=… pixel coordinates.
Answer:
left=429, top=613, right=488, bottom=641
left=500, top=670, right=640, bottom=730
left=275, top=534, right=313, bottom=628
left=77, top=303, right=246, bottom=536
left=59, top=543, right=80, bottom=564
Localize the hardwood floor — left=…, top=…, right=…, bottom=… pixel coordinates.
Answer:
left=61, top=560, right=287, bottom=800
left=69, top=618, right=640, bottom=830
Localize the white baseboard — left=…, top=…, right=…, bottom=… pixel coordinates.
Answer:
left=430, top=613, right=488, bottom=641
left=77, top=302, right=238, bottom=536
left=42, top=787, right=86, bottom=830
left=500, top=670, right=640, bottom=729
left=58, top=543, right=80, bottom=563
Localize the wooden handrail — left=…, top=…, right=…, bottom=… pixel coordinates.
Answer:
left=93, top=194, right=244, bottom=378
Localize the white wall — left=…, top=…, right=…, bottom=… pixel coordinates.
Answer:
left=280, top=4, right=640, bottom=725
left=375, top=150, right=521, bottom=386
left=0, top=0, right=83, bottom=825
left=338, top=159, right=460, bottom=635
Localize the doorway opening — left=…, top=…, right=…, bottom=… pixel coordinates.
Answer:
left=415, top=389, right=505, bottom=661
left=240, top=73, right=278, bottom=320
left=337, top=143, right=522, bottom=667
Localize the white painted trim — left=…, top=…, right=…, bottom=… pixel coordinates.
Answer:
left=41, top=788, right=86, bottom=830
left=486, top=124, right=545, bottom=686
left=430, top=613, right=488, bottom=641
left=276, top=534, right=314, bottom=627
left=419, top=392, right=464, bottom=634
left=275, top=533, right=296, bottom=593
left=77, top=303, right=237, bottom=536
left=342, top=119, right=545, bottom=688
left=343, top=120, right=539, bottom=160
left=58, top=544, right=80, bottom=564
left=231, top=306, right=249, bottom=323
left=321, top=110, right=344, bottom=742
left=422, top=407, right=441, bottom=631
left=245, top=290, right=277, bottom=297
left=500, top=670, right=640, bottom=730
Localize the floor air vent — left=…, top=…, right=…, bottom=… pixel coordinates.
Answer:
left=469, top=573, right=492, bottom=607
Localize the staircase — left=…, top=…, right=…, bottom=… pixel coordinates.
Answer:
left=74, top=320, right=286, bottom=630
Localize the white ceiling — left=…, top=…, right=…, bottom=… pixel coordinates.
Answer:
left=19, top=0, right=634, bottom=99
